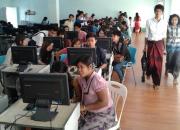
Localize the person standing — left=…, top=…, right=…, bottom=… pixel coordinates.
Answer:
left=166, top=14, right=180, bottom=85
left=145, top=4, right=167, bottom=89
left=133, top=13, right=141, bottom=33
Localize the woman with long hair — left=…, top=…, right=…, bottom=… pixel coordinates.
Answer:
left=166, top=14, right=180, bottom=85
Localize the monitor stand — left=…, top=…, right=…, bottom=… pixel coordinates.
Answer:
left=17, top=64, right=28, bottom=72
left=31, top=99, right=58, bottom=122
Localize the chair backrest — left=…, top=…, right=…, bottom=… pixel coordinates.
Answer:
left=127, top=46, right=137, bottom=64
left=108, top=54, right=114, bottom=81
left=0, top=55, right=6, bottom=64
left=108, top=81, right=127, bottom=126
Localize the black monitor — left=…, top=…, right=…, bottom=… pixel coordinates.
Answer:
left=64, top=31, right=78, bottom=41
left=96, top=37, right=112, bottom=53
left=43, top=37, right=64, bottom=51
left=11, top=46, right=37, bottom=64
left=11, top=46, right=37, bottom=71
left=67, top=47, right=97, bottom=66
left=19, top=73, right=70, bottom=121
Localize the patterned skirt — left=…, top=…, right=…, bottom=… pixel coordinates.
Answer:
left=78, top=106, right=116, bottom=130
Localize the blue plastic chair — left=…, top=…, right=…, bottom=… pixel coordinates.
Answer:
left=123, top=46, right=137, bottom=85
left=0, top=55, right=6, bottom=64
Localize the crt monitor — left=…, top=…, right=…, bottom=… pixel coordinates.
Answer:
left=11, top=46, right=38, bottom=65
left=64, top=31, right=78, bottom=41
left=19, top=73, right=70, bottom=121
left=43, top=37, right=64, bottom=51
left=67, top=47, right=97, bottom=66
left=96, top=37, right=112, bottom=53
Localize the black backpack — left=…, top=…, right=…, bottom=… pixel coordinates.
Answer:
left=141, top=51, right=147, bottom=82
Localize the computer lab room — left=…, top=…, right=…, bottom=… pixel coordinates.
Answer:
left=0, top=0, right=180, bottom=130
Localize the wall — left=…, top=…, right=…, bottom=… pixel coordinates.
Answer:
left=0, top=0, right=59, bottom=25
left=0, top=0, right=11, bottom=8
left=10, top=0, right=53, bottom=24
left=0, top=0, right=12, bottom=21
left=171, top=0, right=180, bottom=16
left=60, top=0, right=157, bottom=27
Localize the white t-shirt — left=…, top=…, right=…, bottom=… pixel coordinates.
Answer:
left=32, top=30, right=48, bottom=47
left=146, top=18, right=167, bottom=41
left=64, top=20, right=74, bottom=31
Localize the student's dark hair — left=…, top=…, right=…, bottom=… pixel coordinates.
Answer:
left=76, top=55, right=93, bottom=66
left=168, top=14, right=180, bottom=25
left=91, top=13, right=95, bottom=17
left=69, top=14, right=74, bottom=18
left=135, top=12, right=139, bottom=17
left=86, top=32, right=97, bottom=40
left=64, top=39, right=72, bottom=47
left=15, top=34, right=26, bottom=46
left=72, top=38, right=81, bottom=47
left=50, top=61, right=68, bottom=73
left=41, top=41, right=52, bottom=52
left=43, top=17, right=48, bottom=20
left=74, top=22, right=81, bottom=28
left=154, top=4, right=164, bottom=12
left=48, top=26, right=58, bottom=32
left=112, top=30, right=121, bottom=37
left=121, top=21, right=128, bottom=30
left=98, top=28, right=107, bottom=36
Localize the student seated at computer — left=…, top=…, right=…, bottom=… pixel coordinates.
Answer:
left=86, top=33, right=107, bottom=70
left=64, top=14, right=74, bottom=31
left=39, top=41, right=54, bottom=65
left=55, top=39, right=72, bottom=64
left=32, top=26, right=58, bottom=47
left=112, top=30, right=131, bottom=83
left=74, top=55, right=115, bottom=130
left=120, top=21, right=131, bottom=45
left=4, top=34, right=30, bottom=65
left=97, top=28, right=108, bottom=38
left=74, top=23, right=87, bottom=45
left=55, top=39, right=82, bottom=65
left=51, top=61, right=74, bottom=99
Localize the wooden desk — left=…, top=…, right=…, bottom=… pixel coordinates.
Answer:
left=0, top=99, right=80, bottom=130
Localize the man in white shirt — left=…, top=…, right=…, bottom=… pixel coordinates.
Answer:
left=64, top=14, right=74, bottom=31
left=144, top=4, right=167, bottom=89
left=32, top=27, right=58, bottom=47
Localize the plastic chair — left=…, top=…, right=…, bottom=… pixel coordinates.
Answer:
left=0, top=55, right=6, bottom=65
left=108, top=53, right=114, bottom=81
left=108, top=81, right=127, bottom=130
left=123, top=46, right=137, bottom=85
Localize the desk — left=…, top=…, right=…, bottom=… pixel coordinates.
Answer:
left=0, top=99, right=80, bottom=130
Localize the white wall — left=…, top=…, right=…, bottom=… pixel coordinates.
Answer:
left=0, top=0, right=12, bottom=21
left=60, top=0, right=157, bottom=27
left=1, top=0, right=59, bottom=25
left=171, top=0, right=180, bottom=16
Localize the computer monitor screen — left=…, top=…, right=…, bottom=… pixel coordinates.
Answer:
left=20, top=73, right=70, bottom=105
left=64, top=31, right=78, bottom=41
left=67, top=47, right=97, bottom=66
left=96, top=37, right=112, bottom=53
left=19, top=73, right=70, bottom=121
left=43, top=37, right=64, bottom=51
left=11, top=46, right=38, bottom=65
